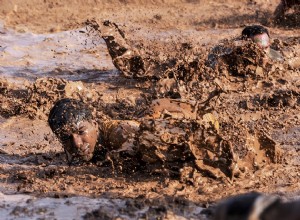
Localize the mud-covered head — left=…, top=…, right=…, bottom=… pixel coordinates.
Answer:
left=48, top=98, right=99, bottom=163
left=242, top=25, right=270, bottom=51
left=242, top=25, right=270, bottom=39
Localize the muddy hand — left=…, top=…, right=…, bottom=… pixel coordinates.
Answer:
left=100, top=20, right=149, bottom=78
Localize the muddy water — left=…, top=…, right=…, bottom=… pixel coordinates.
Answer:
left=0, top=22, right=117, bottom=83
left=0, top=15, right=300, bottom=220
left=0, top=193, right=205, bottom=220
left=272, top=126, right=300, bottom=166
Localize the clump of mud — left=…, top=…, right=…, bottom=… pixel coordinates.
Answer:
left=0, top=77, right=102, bottom=119
left=216, top=40, right=269, bottom=77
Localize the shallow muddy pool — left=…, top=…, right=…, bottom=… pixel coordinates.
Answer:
left=0, top=193, right=205, bottom=220
left=0, top=1, right=299, bottom=218
left=0, top=22, right=117, bottom=83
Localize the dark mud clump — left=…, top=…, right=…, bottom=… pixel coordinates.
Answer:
left=0, top=77, right=102, bottom=119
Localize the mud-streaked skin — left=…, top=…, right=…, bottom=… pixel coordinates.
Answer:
left=59, top=120, right=99, bottom=163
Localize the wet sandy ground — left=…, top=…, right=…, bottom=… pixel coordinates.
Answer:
left=0, top=193, right=206, bottom=219
left=0, top=0, right=300, bottom=219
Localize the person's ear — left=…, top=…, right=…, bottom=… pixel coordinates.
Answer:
left=92, top=120, right=98, bottom=128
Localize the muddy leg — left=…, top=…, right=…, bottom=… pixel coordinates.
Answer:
left=88, top=20, right=151, bottom=78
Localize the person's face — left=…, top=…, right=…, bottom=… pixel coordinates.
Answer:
left=252, top=33, right=270, bottom=52
left=58, top=120, right=99, bottom=164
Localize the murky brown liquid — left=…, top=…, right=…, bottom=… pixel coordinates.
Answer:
left=0, top=0, right=299, bottom=219
left=0, top=23, right=117, bottom=83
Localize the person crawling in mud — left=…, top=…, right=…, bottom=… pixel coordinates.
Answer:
left=87, top=20, right=283, bottom=79
left=48, top=98, right=140, bottom=165
left=241, top=25, right=283, bottom=61
left=48, top=97, right=239, bottom=178
left=206, top=25, right=283, bottom=73
left=48, top=97, right=280, bottom=180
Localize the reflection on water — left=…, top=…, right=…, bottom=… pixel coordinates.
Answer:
left=0, top=193, right=203, bottom=220
left=0, top=22, right=117, bottom=82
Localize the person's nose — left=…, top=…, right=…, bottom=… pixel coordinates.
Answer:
left=71, top=134, right=83, bottom=150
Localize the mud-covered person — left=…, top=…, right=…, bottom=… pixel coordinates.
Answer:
left=48, top=98, right=239, bottom=178
left=47, top=98, right=199, bottom=165
left=206, top=25, right=283, bottom=73
left=91, top=21, right=283, bottom=79
left=48, top=98, right=140, bottom=166
left=241, top=25, right=282, bottom=60
left=87, top=21, right=283, bottom=78
left=47, top=98, right=195, bottom=174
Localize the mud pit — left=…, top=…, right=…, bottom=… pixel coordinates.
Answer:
left=0, top=0, right=300, bottom=219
